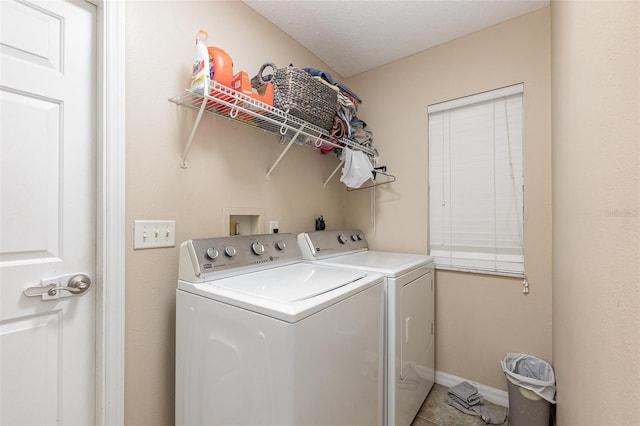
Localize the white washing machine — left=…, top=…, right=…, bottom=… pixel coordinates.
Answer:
left=176, top=233, right=384, bottom=426
left=298, top=229, right=435, bottom=426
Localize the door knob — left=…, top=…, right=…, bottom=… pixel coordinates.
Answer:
left=24, top=273, right=92, bottom=299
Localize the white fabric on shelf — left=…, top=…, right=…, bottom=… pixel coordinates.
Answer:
left=340, top=148, right=373, bottom=188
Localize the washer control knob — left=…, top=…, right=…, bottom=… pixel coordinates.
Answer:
left=338, top=234, right=348, bottom=244
left=205, top=248, right=219, bottom=260
left=224, top=246, right=237, bottom=257
left=357, top=233, right=364, bottom=241
left=276, top=240, right=286, bottom=251
left=251, top=241, right=265, bottom=255
left=351, top=234, right=358, bottom=241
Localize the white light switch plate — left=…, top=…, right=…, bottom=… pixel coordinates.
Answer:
left=134, top=220, right=176, bottom=249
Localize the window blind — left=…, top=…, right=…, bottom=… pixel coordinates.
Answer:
left=428, top=84, right=524, bottom=276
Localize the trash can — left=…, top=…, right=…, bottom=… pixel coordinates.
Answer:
left=501, top=353, right=556, bottom=426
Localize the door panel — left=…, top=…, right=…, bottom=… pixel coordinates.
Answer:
left=0, top=0, right=97, bottom=424
left=0, top=0, right=62, bottom=71
left=399, top=273, right=431, bottom=381
left=0, top=312, right=60, bottom=425
left=1, top=89, right=61, bottom=262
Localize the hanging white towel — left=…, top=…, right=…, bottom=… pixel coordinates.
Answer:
left=340, top=148, right=373, bottom=188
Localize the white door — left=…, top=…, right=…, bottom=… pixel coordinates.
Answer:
left=0, top=0, right=97, bottom=424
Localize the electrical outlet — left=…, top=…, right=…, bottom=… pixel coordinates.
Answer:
left=134, top=220, right=176, bottom=249
left=269, top=220, right=279, bottom=234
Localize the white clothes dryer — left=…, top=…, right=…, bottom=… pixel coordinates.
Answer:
left=176, top=233, right=384, bottom=426
left=298, top=229, right=435, bottom=426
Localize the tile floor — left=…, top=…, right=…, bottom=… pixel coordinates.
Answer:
left=411, top=384, right=509, bottom=426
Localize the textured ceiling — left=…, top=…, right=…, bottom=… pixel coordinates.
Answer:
left=243, top=0, right=549, bottom=77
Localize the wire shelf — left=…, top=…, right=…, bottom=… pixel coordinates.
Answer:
left=169, top=80, right=376, bottom=173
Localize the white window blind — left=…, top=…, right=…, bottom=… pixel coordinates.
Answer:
left=428, top=84, right=524, bottom=276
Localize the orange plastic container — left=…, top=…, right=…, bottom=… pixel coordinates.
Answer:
left=231, top=71, right=274, bottom=107
left=204, top=46, right=234, bottom=111
left=207, top=46, right=234, bottom=87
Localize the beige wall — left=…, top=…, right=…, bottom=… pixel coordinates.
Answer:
left=551, top=1, right=640, bottom=424
left=346, top=9, right=552, bottom=391
left=124, top=1, right=640, bottom=424
left=124, top=2, right=350, bottom=424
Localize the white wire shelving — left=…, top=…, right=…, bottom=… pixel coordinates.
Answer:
left=168, top=80, right=377, bottom=183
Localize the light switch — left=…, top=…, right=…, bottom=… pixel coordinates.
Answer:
left=134, top=220, right=176, bottom=249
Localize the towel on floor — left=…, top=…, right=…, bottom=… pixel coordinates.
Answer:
left=445, top=382, right=507, bottom=425
left=445, top=395, right=507, bottom=425
left=448, top=381, right=483, bottom=406
left=447, top=393, right=479, bottom=410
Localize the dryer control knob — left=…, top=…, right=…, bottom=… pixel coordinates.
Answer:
left=224, top=246, right=237, bottom=257
left=275, top=240, right=286, bottom=251
left=251, top=242, right=265, bottom=255
left=351, top=235, right=358, bottom=241
left=205, top=248, right=219, bottom=260
left=357, top=233, right=364, bottom=241
left=338, top=234, right=348, bottom=244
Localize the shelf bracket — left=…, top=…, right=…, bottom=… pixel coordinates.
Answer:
left=180, top=97, right=208, bottom=168
left=323, top=160, right=344, bottom=188
left=265, top=122, right=306, bottom=179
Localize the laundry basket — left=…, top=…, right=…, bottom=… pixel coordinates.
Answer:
left=252, top=64, right=338, bottom=131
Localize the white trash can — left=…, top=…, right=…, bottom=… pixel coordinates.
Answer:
left=501, top=353, right=556, bottom=426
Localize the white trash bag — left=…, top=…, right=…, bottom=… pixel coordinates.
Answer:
left=501, top=353, right=556, bottom=404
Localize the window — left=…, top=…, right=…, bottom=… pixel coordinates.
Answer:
left=428, top=84, right=524, bottom=276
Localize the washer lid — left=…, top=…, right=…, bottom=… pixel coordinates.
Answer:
left=213, top=263, right=368, bottom=302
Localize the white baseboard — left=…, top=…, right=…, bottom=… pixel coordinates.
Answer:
left=435, top=370, right=509, bottom=408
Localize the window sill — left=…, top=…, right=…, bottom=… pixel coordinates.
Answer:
left=434, top=265, right=526, bottom=279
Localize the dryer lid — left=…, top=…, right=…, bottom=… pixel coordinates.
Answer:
left=318, top=251, right=433, bottom=277
left=212, top=263, right=367, bottom=303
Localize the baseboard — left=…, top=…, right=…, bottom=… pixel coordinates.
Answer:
left=435, top=370, right=509, bottom=407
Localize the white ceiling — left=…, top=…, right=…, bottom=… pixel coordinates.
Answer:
left=243, top=0, right=549, bottom=77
